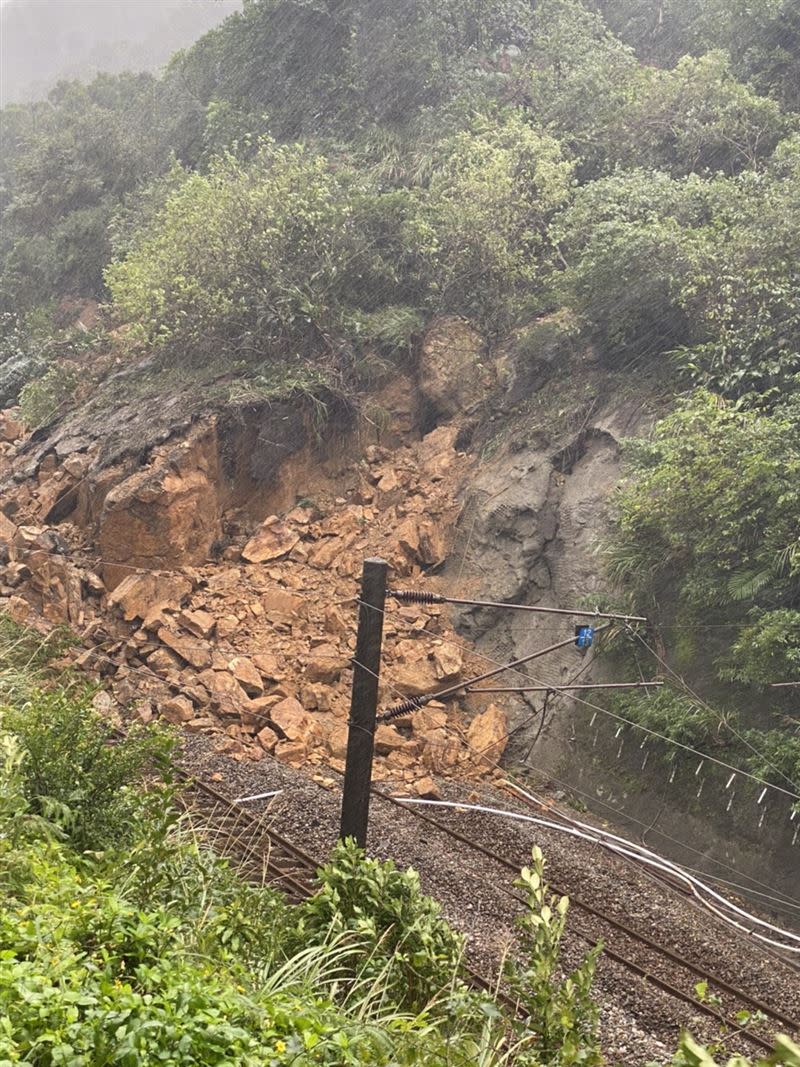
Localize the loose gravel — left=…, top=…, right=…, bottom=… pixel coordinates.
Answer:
left=178, top=733, right=799, bottom=1066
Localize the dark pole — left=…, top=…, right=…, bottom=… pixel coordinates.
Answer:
left=340, top=558, right=387, bottom=847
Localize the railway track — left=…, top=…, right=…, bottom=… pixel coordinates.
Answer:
left=173, top=762, right=798, bottom=1054
left=115, top=709, right=798, bottom=1057
left=368, top=785, right=799, bottom=1056
left=172, top=768, right=524, bottom=1016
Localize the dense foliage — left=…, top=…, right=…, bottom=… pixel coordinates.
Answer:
left=1, top=0, right=799, bottom=837
left=0, top=615, right=610, bottom=1065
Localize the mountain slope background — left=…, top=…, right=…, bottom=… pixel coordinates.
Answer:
left=0, top=0, right=798, bottom=903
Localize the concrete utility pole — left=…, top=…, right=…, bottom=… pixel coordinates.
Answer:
left=339, top=557, right=387, bottom=848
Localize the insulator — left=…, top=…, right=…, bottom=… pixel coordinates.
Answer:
left=379, top=695, right=431, bottom=722
left=390, top=590, right=446, bottom=605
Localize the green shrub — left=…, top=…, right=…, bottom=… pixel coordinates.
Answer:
left=507, top=846, right=603, bottom=1067
left=18, top=360, right=81, bottom=428
left=295, top=838, right=467, bottom=1015
left=0, top=688, right=173, bottom=852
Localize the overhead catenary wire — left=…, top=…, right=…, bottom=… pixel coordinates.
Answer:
left=354, top=596, right=800, bottom=803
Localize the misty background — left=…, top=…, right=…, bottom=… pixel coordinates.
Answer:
left=0, top=0, right=241, bottom=105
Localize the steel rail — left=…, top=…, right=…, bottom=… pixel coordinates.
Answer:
left=366, top=784, right=799, bottom=1051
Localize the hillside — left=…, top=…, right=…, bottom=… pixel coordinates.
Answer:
left=1, top=1, right=799, bottom=1062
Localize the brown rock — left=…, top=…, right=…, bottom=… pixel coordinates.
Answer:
left=466, top=704, right=508, bottom=769
left=300, top=683, right=332, bottom=712
left=419, top=316, right=489, bottom=420
left=305, top=649, right=345, bottom=685
left=198, top=669, right=251, bottom=717
left=392, top=658, right=438, bottom=697
left=99, top=426, right=222, bottom=587
left=184, top=716, right=218, bottom=733
left=256, top=723, right=280, bottom=752
left=431, top=643, right=462, bottom=682
left=0, top=510, right=18, bottom=556
left=417, top=425, right=460, bottom=479
left=414, top=776, right=441, bottom=800
left=241, top=694, right=282, bottom=731
left=417, top=521, right=447, bottom=566
left=323, top=723, right=349, bottom=760
left=251, top=652, right=282, bottom=680
left=158, top=627, right=211, bottom=669
left=146, top=647, right=182, bottom=676
left=308, top=538, right=342, bottom=569
left=107, top=572, right=192, bottom=623
left=216, top=614, right=239, bottom=640
left=261, top=587, right=304, bottom=617
left=242, top=517, right=299, bottom=564
left=227, top=656, right=264, bottom=696
left=411, top=707, right=448, bottom=734
left=374, top=724, right=406, bottom=755
left=323, top=604, right=349, bottom=637
left=179, top=608, right=216, bottom=639
left=421, top=728, right=462, bottom=774
left=0, top=412, right=25, bottom=443
left=270, top=696, right=316, bottom=744
left=274, top=739, right=308, bottom=765
left=161, top=695, right=195, bottom=724
left=376, top=469, right=400, bottom=494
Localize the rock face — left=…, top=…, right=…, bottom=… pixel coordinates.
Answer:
left=98, top=426, right=221, bottom=588
left=418, top=316, right=490, bottom=420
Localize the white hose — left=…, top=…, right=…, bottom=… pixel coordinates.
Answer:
left=505, top=782, right=800, bottom=947
left=393, top=796, right=800, bottom=954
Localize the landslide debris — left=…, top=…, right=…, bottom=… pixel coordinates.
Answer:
left=0, top=408, right=509, bottom=794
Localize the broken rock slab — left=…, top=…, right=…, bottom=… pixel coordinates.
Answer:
left=466, top=704, right=508, bottom=769
left=107, top=572, right=192, bottom=623
left=242, top=517, right=300, bottom=564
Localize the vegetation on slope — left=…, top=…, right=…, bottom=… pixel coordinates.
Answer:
left=0, top=3, right=798, bottom=808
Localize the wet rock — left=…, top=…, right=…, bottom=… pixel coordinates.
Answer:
left=107, top=572, right=192, bottom=623
left=466, top=704, right=507, bottom=769
left=242, top=517, right=299, bottom=563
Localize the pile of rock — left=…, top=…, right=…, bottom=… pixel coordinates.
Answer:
left=0, top=415, right=510, bottom=794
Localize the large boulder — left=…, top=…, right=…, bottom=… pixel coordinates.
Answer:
left=466, top=704, right=508, bottom=769
left=98, top=426, right=221, bottom=588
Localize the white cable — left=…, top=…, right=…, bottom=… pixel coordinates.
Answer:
left=505, top=782, right=800, bottom=942
left=392, top=797, right=800, bottom=954
left=232, top=790, right=282, bottom=803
